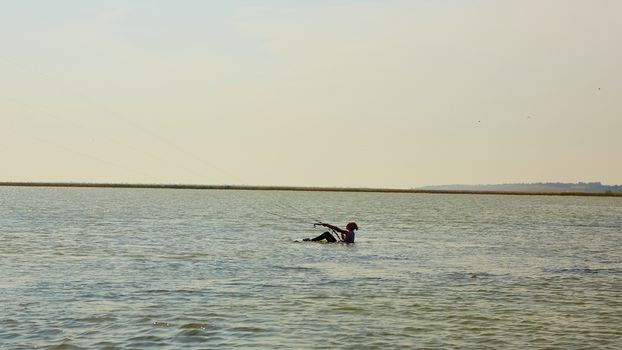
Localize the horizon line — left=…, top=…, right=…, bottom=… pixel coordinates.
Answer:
left=1, top=181, right=621, bottom=198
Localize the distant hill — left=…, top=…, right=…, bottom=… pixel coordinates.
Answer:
left=418, top=182, right=622, bottom=193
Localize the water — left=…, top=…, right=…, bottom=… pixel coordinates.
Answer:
left=1, top=187, right=621, bottom=349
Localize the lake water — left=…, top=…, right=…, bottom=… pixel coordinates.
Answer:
left=1, top=187, right=621, bottom=349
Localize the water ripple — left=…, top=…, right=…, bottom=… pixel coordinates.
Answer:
left=1, top=188, right=621, bottom=349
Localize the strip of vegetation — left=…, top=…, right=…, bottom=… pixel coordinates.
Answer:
left=1, top=182, right=621, bottom=197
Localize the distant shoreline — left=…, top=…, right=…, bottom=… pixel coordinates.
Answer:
left=1, top=182, right=621, bottom=197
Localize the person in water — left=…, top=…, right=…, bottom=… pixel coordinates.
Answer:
left=304, top=222, right=358, bottom=243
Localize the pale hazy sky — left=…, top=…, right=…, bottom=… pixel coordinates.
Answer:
left=1, top=0, right=620, bottom=188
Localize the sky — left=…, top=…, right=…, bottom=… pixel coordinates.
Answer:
left=1, top=0, right=620, bottom=188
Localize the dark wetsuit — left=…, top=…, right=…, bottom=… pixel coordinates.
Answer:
left=310, top=231, right=338, bottom=242
left=309, top=229, right=355, bottom=243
